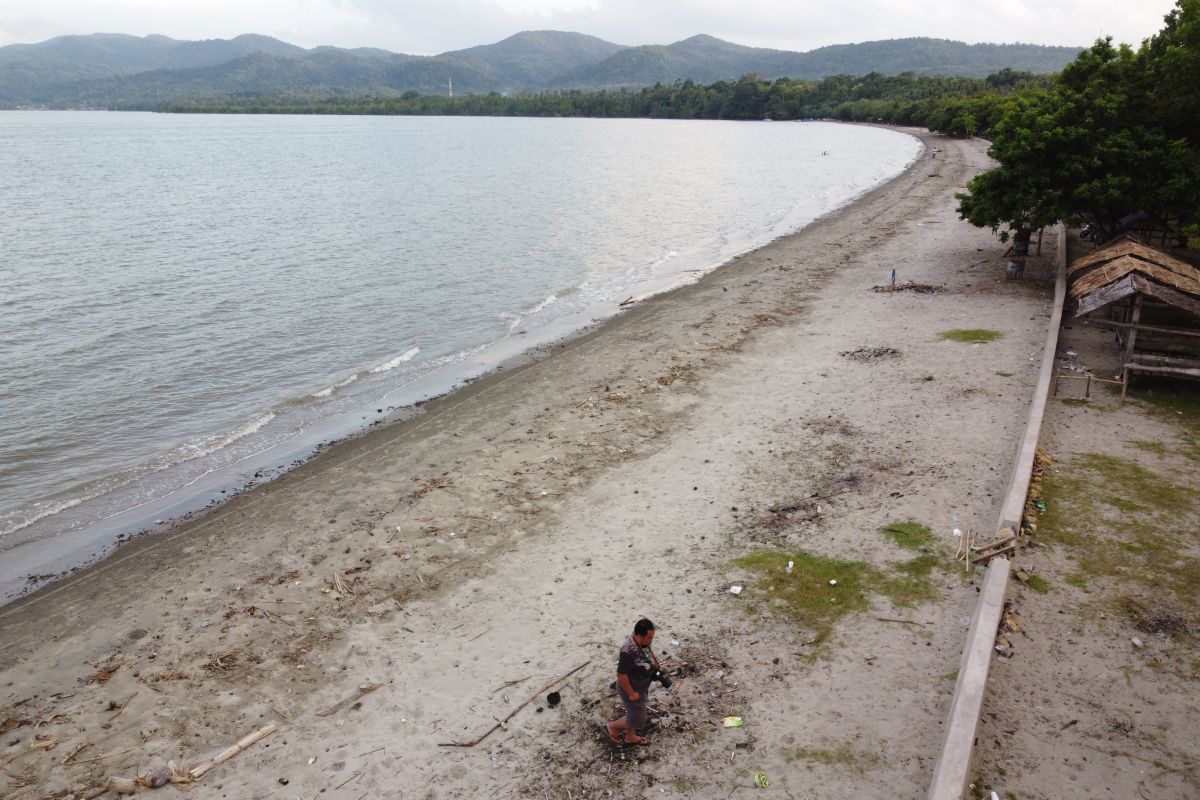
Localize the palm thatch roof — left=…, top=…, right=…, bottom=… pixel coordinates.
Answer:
left=1069, top=236, right=1200, bottom=318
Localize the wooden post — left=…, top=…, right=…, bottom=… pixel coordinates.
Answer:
left=1122, top=295, right=1143, bottom=386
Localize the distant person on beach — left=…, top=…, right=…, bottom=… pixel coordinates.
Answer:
left=607, top=618, right=661, bottom=745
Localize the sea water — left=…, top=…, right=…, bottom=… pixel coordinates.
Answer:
left=0, top=112, right=920, bottom=601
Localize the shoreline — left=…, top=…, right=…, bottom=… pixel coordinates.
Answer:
left=1, top=128, right=1062, bottom=799
left=0, top=123, right=923, bottom=607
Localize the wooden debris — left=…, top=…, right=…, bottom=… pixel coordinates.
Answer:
left=107, top=692, right=138, bottom=723
left=61, top=741, right=93, bottom=765
left=85, top=664, right=119, bottom=685
left=439, top=660, right=591, bottom=748
left=491, top=675, right=531, bottom=695
left=971, top=532, right=1018, bottom=564
left=871, top=281, right=944, bottom=294
left=189, top=723, right=278, bottom=779
left=30, top=738, right=65, bottom=750
left=1, top=716, right=31, bottom=734
left=317, top=683, right=381, bottom=717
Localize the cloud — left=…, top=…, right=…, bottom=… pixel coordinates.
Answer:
left=0, top=0, right=1178, bottom=53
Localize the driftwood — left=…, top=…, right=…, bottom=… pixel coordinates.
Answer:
left=316, top=683, right=381, bottom=717
left=439, top=660, right=591, bottom=747
left=188, top=722, right=278, bottom=779
left=971, top=534, right=1018, bottom=564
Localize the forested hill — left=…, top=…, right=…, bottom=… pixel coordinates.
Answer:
left=0, top=30, right=1082, bottom=108
left=557, top=36, right=1082, bottom=88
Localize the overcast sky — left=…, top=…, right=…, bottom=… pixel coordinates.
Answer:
left=0, top=0, right=1178, bottom=54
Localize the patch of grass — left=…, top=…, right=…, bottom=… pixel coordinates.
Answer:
left=1128, top=439, right=1169, bottom=457
left=922, top=374, right=936, bottom=382
left=1024, top=575, right=1051, bottom=593
left=1036, top=451, right=1200, bottom=611
left=733, top=551, right=873, bottom=647
left=1129, top=383, right=1200, bottom=462
left=1064, top=573, right=1089, bottom=589
left=782, top=742, right=883, bottom=773
left=734, top=547, right=945, bottom=641
left=941, top=669, right=959, bottom=681
left=995, top=371, right=1014, bottom=377
left=880, top=521, right=937, bottom=551
left=878, top=554, right=941, bottom=607
left=938, top=328, right=1003, bottom=344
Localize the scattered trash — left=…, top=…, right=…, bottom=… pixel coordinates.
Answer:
left=829, top=579, right=838, bottom=586
left=671, top=639, right=680, bottom=646
left=729, top=585, right=743, bottom=595
left=786, top=561, right=794, bottom=574
left=754, top=771, right=770, bottom=788
left=953, top=528, right=963, bottom=537
left=1131, top=637, right=1144, bottom=649
left=1034, top=501, right=1047, bottom=511
left=722, top=716, right=744, bottom=728
left=990, top=792, right=1001, bottom=800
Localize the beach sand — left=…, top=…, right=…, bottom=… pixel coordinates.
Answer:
left=2, top=129, right=1067, bottom=799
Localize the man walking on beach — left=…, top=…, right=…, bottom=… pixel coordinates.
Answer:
left=607, top=618, right=659, bottom=745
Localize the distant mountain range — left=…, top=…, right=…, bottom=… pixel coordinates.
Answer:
left=0, top=30, right=1083, bottom=108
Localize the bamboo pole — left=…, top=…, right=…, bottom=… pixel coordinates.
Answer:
left=439, top=660, right=591, bottom=747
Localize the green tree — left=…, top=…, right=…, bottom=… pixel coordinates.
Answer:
left=958, top=0, right=1200, bottom=244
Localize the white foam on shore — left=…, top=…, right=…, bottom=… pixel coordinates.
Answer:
left=505, top=293, right=558, bottom=334
left=371, top=347, right=421, bottom=373
left=312, top=372, right=360, bottom=398
left=0, top=493, right=92, bottom=541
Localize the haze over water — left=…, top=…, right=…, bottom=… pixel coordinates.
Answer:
left=0, top=112, right=920, bottom=601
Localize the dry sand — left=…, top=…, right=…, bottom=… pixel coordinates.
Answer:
left=1, top=129, right=1085, bottom=800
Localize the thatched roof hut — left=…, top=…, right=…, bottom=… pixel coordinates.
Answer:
left=1067, top=236, right=1200, bottom=388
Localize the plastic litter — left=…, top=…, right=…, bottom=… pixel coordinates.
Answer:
left=1131, top=636, right=1144, bottom=649
left=754, top=772, right=769, bottom=788
left=722, top=716, right=744, bottom=727
left=729, top=585, right=743, bottom=595
left=786, top=560, right=794, bottom=574
left=829, top=579, right=838, bottom=586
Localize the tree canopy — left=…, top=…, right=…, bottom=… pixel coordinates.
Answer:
left=957, top=0, right=1200, bottom=245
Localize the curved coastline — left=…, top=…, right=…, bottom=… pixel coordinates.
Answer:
left=0, top=122, right=924, bottom=606
left=0, top=127, right=1072, bottom=799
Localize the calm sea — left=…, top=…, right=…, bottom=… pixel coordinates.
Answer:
left=0, top=112, right=920, bottom=601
